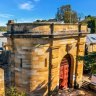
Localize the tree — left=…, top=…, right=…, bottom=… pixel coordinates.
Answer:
left=78, top=52, right=96, bottom=75
left=0, top=26, right=7, bottom=32
left=81, top=15, right=96, bottom=33
left=55, top=5, right=78, bottom=23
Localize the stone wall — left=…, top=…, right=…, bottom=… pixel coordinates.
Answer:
left=0, top=68, right=5, bottom=96
left=88, top=44, right=96, bottom=52
left=8, top=37, right=86, bottom=95
left=7, top=23, right=87, bottom=34
left=7, top=22, right=87, bottom=96
left=77, top=38, right=86, bottom=86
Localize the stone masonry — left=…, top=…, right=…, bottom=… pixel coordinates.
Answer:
left=0, top=68, right=5, bottom=96
left=5, top=21, right=88, bottom=96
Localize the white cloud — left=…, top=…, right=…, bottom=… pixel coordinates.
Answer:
left=0, top=13, right=14, bottom=18
left=19, top=1, right=34, bottom=10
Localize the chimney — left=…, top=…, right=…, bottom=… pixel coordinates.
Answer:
left=78, top=22, right=81, bottom=32
left=7, top=20, right=14, bottom=25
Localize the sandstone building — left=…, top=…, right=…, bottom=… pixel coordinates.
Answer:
left=0, top=68, right=5, bottom=96
left=5, top=20, right=88, bottom=96
left=0, top=32, right=8, bottom=96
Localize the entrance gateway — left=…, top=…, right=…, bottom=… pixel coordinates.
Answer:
left=59, top=54, right=72, bottom=89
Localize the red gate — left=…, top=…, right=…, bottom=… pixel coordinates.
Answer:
left=59, top=57, right=69, bottom=89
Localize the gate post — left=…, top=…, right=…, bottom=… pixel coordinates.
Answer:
left=0, top=68, right=5, bottom=96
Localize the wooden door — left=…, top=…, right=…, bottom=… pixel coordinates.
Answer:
left=59, top=58, right=69, bottom=89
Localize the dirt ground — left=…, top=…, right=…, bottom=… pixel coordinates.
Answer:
left=58, top=75, right=96, bottom=96
left=58, top=89, right=96, bottom=96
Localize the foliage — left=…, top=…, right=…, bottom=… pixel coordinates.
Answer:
left=78, top=52, right=96, bottom=74
left=0, top=26, right=7, bottom=32
left=81, top=15, right=96, bottom=33
left=6, top=87, right=27, bottom=96
left=55, top=5, right=78, bottom=23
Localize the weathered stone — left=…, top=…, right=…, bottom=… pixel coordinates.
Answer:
left=0, top=68, right=5, bottom=96
left=6, top=22, right=88, bottom=96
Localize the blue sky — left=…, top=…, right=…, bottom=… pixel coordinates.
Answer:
left=0, top=0, right=96, bottom=26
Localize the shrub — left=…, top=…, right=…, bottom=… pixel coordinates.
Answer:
left=6, top=87, right=27, bottom=96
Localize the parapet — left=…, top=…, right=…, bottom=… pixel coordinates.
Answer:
left=6, top=20, right=88, bottom=38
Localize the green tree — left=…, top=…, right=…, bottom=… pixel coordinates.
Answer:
left=55, top=5, right=78, bottom=23
left=78, top=52, right=96, bottom=75
left=0, top=26, right=7, bottom=32
left=81, top=15, right=96, bottom=33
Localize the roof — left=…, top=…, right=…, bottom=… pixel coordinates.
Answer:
left=86, top=34, right=96, bottom=44
left=0, top=32, right=7, bottom=47
left=0, top=32, right=4, bottom=36
left=8, top=21, right=80, bottom=25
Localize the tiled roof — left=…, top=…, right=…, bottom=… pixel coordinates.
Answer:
left=0, top=32, right=7, bottom=47
left=86, top=34, right=96, bottom=44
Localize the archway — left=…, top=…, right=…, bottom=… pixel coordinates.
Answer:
left=59, top=54, right=73, bottom=89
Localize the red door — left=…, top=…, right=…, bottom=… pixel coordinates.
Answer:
left=59, top=58, right=69, bottom=89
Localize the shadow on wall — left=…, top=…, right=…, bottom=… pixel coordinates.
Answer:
left=29, top=81, right=58, bottom=96
left=29, top=81, right=48, bottom=96
left=28, top=74, right=58, bottom=96
left=0, top=51, right=11, bottom=93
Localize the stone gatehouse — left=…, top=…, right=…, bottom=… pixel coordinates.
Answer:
left=5, top=20, right=88, bottom=96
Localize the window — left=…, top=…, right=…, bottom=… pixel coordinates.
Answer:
left=45, top=58, right=47, bottom=67
left=20, top=58, right=22, bottom=68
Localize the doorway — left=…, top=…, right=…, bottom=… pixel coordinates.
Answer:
left=59, top=54, right=72, bottom=89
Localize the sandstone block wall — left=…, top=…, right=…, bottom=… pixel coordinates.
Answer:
left=77, top=37, right=86, bottom=87
left=10, top=38, right=49, bottom=95
left=8, top=37, right=86, bottom=95
left=7, top=22, right=87, bottom=96
left=0, top=68, right=5, bottom=96
left=88, top=44, right=96, bottom=52
left=7, top=23, right=87, bottom=34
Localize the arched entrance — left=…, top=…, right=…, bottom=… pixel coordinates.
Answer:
left=59, top=54, right=72, bottom=89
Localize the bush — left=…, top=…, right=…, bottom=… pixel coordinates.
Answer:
left=78, top=52, right=96, bottom=75
left=6, top=87, right=27, bottom=96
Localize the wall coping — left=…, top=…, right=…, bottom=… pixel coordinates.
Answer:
left=7, top=22, right=87, bottom=26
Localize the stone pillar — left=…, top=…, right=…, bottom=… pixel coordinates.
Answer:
left=0, top=68, right=5, bottom=96
left=75, top=37, right=86, bottom=88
